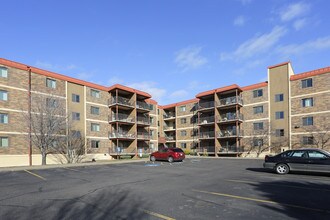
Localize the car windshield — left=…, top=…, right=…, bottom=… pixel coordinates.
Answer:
left=172, top=148, right=184, bottom=152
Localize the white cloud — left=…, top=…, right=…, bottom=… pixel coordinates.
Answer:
left=175, top=46, right=208, bottom=71
left=280, top=2, right=310, bottom=22
left=127, top=81, right=166, bottom=103
left=234, top=16, right=246, bottom=26
left=277, top=36, right=330, bottom=56
left=108, top=76, right=124, bottom=85
left=293, top=18, right=308, bottom=31
left=220, top=26, right=287, bottom=61
left=35, top=61, right=77, bottom=72
left=170, top=90, right=189, bottom=99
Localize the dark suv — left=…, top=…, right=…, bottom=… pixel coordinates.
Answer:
left=150, top=148, right=185, bottom=163
left=263, top=148, right=330, bottom=174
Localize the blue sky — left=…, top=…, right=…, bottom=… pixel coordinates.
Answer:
left=1, top=0, right=330, bottom=105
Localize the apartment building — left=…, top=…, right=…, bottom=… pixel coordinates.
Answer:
left=0, top=58, right=156, bottom=167
left=0, top=58, right=329, bottom=166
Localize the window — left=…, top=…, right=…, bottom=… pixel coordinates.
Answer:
left=275, top=129, right=285, bottom=137
left=90, top=89, right=100, bottom=98
left=150, top=130, right=154, bottom=137
left=0, top=67, right=8, bottom=78
left=149, top=105, right=154, bottom=111
left=91, top=123, right=100, bottom=132
left=0, top=137, right=8, bottom=147
left=72, top=112, right=80, bottom=121
left=0, top=113, right=8, bottom=124
left=46, top=78, right=56, bottom=88
left=91, top=140, right=100, bottom=148
left=91, top=106, right=100, bottom=115
left=72, top=94, right=80, bottom=103
left=275, top=111, right=284, bottom=119
left=302, top=136, right=314, bottom=145
left=253, top=106, right=263, bottom=114
left=302, top=117, right=313, bottom=126
left=180, top=130, right=187, bottom=136
left=302, top=78, right=313, bottom=88
left=301, top=98, right=313, bottom=107
left=253, top=122, right=264, bottom=130
left=308, top=151, right=328, bottom=159
left=253, top=89, right=263, bottom=98
left=180, top=143, right=187, bottom=148
left=46, top=98, right=58, bottom=108
left=72, top=130, right=81, bottom=138
left=180, top=118, right=187, bottom=124
left=253, top=139, right=263, bottom=147
left=0, top=90, right=8, bottom=101
left=275, top=94, right=284, bottom=102
left=150, top=117, right=154, bottom=124
left=179, top=105, right=186, bottom=112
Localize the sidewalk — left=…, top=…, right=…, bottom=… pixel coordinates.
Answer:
left=0, top=158, right=149, bottom=172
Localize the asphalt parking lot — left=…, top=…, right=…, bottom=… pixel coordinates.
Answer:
left=1, top=158, right=330, bottom=220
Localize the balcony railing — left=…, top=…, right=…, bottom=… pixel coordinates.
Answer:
left=108, top=96, right=135, bottom=107
left=137, top=116, right=150, bottom=125
left=219, top=145, right=244, bottom=153
left=109, top=113, right=135, bottom=123
left=199, top=116, right=215, bottom=124
left=217, top=113, right=244, bottom=122
left=163, top=126, right=176, bottom=131
left=216, top=96, right=243, bottom=107
left=217, top=130, right=243, bottom=138
left=198, top=101, right=215, bottom=110
left=109, top=147, right=136, bottom=154
left=137, top=132, right=150, bottom=139
left=109, top=131, right=136, bottom=139
left=136, top=101, right=151, bottom=111
left=196, top=146, right=215, bottom=153
left=199, top=131, right=215, bottom=138
left=164, top=113, right=175, bottom=119
left=165, top=136, right=176, bottom=141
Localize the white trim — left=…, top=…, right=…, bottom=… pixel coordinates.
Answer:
left=31, top=90, right=66, bottom=99
left=150, top=126, right=158, bottom=129
left=0, top=108, right=27, bottom=113
left=86, top=118, right=109, bottom=123
left=244, top=118, right=269, bottom=122
left=86, top=136, right=109, bottom=140
left=176, top=114, right=193, bottom=118
left=150, top=113, right=157, bottom=116
left=243, top=135, right=266, bottom=138
left=243, top=101, right=268, bottom=107
left=86, top=101, right=108, bottom=107
left=84, top=86, right=87, bottom=152
left=267, top=68, right=271, bottom=149
left=0, top=84, right=27, bottom=92
left=288, top=63, right=292, bottom=149
left=176, top=126, right=194, bottom=130
left=0, top=131, right=29, bottom=135
left=291, top=90, right=330, bottom=99
left=291, top=110, right=330, bottom=117
left=291, top=131, right=328, bottom=135
left=176, top=139, right=194, bottom=142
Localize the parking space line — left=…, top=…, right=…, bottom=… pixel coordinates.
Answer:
left=62, top=167, right=88, bottom=173
left=143, top=209, right=176, bottom=220
left=24, top=170, right=47, bottom=181
left=193, top=189, right=330, bottom=214
left=225, top=179, right=330, bottom=192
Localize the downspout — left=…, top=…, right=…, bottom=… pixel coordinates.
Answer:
left=28, top=66, right=32, bottom=166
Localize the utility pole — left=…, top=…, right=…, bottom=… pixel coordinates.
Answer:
left=28, top=67, right=32, bottom=166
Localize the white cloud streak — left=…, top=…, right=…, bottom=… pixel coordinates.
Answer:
left=175, top=46, right=208, bottom=71
left=280, top=2, right=310, bottom=22
left=127, top=81, right=166, bottom=103
left=293, top=18, right=308, bottom=31
left=220, top=26, right=287, bottom=61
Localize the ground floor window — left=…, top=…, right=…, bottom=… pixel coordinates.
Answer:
left=0, top=137, right=8, bottom=147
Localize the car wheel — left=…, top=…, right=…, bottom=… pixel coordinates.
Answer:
left=275, top=163, right=289, bottom=175
left=168, top=156, right=174, bottom=163
left=150, top=156, right=156, bottom=162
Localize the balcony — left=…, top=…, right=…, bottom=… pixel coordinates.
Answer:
left=196, top=146, right=215, bottom=153
left=219, top=145, right=244, bottom=154
left=163, top=126, right=176, bottom=131
left=198, top=101, right=215, bottom=111
left=216, top=96, right=243, bottom=108
left=137, top=116, right=150, bottom=126
left=137, top=132, right=150, bottom=140
left=136, top=100, right=151, bottom=111
left=108, top=96, right=135, bottom=108
left=109, top=147, right=136, bottom=155
left=109, top=131, right=136, bottom=139
left=217, top=129, right=243, bottom=138
left=109, top=113, right=135, bottom=124
left=164, top=113, right=175, bottom=120
left=199, top=131, right=215, bottom=139
left=217, top=113, right=243, bottom=123
left=165, top=135, right=176, bottom=141
left=198, top=116, right=215, bottom=125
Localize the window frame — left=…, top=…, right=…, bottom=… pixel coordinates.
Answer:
left=275, top=94, right=284, bottom=102
left=0, top=67, right=8, bottom=78
left=72, top=112, right=80, bottom=121
left=91, top=123, right=100, bottom=132
left=0, top=90, right=8, bottom=101
left=180, top=130, right=187, bottom=136
left=301, top=78, right=313, bottom=88
left=253, top=105, right=264, bottom=114
left=302, top=117, right=313, bottom=126
left=91, top=140, right=100, bottom=148
left=253, top=122, right=264, bottom=130
left=275, top=129, right=285, bottom=137
left=0, top=113, right=8, bottom=124
left=301, top=98, right=314, bottom=107
left=90, top=89, right=100, bottom=98
left=179, top=105, right=186, bottom=112
left=90, top=106, right=100, bottom=115
left=0, top=137, right=9, bottom=147
left=253, top=89, right=263, bottom=98
left=302, top=136, right=314, bottom=145
left=46, top=78, right=57, bottom=89
left=180, top=118, right=187, bottom=124
left=275, top=111, right=284, bottom=119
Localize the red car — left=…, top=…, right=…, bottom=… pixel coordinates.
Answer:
left=150, top=148, right=185, bottom=163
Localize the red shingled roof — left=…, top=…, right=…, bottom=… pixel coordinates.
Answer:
left=159, top=98, right=199, bottom=109
left=290, top=66, right=330, bottom=81
left=268, top=61, right=290, bottom=69
left=195, top=84, right=241, bottom=98
left=241, top=82, right=268, bottom=91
